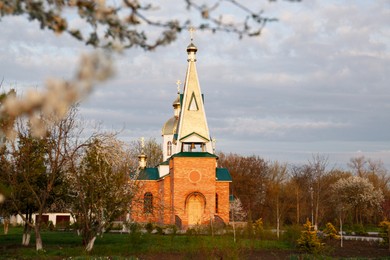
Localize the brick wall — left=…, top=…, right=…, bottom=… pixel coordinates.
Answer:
left=131, top=156, right=230, bottom=228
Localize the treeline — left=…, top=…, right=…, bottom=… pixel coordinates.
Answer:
left=218, top=152, right=390, bottom=229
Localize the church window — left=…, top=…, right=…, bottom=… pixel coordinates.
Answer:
left=215, top=193, right=219, bottom=213
left=144, top=192, right=153, bottom=213
left=167, top=141, right=172, bottom=156
left=188, top=92, right=199, bottom=111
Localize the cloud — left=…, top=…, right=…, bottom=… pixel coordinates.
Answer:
left=0, top=0, right=389, bottom=169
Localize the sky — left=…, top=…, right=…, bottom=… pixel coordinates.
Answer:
left=0, top=0, right=389, bottom=170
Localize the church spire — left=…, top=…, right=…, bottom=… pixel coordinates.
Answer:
left=174, top=31, right=213, bottom=154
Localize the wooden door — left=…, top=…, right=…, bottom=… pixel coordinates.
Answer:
left=187, top=194, right=204, bottom=225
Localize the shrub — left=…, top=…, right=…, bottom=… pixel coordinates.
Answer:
left=155, top=225, right=164, bottom=235
left=352, top=223, right=366, bottom=236
left=283, top=224, right=302, bottom=246
left=322, top=222, right=340, bottom=240
left=379, top=220, right=390, bottom=250
left=145, top=222, right=154, bottom=233
left=297, top=219, right=324, bottom=254
left=48, top=221, right=55, bottom=231
left=253, top=218, right=264, bottom=237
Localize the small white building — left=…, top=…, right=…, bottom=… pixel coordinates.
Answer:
left=10, top=213, right=75, bottom=227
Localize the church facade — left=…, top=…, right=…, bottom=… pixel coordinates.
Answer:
left=130, top=40, right=232, bottom=228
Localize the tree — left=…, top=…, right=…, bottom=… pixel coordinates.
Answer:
left=2, top=107, right=81, bottom=250
left=266, top=161, right=291, bottom=238
left=218, top=152, right=269, bottom=221
left=128, top=137, right=163, bottom=170
left=11, top=130, right=46, bottom=246
left=0, top=145, right=14, bottom=235
left=289, top=164, right=312, bottom=225
left=308, top=154, right=329, bottom=229
left=331, top=176, right=384, bottom=226
left=68, top=135, right=136, bottom=252
left=230, top=197, right=247, bottom=222
left=348, top=156, right=390, bottom=221
left=297, top=219, right=324, bottom=254
left=0, top=1, right=281, bottom=50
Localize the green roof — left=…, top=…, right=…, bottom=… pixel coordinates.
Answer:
left=137, top=168, right=159, bottom=180
left=171, top=152, right=218, bottom=158
left=216, top=168, right=232, bottom=181
left=179, top=132, right=210, bottom=142
left=159, top=160, right=169, bottom=165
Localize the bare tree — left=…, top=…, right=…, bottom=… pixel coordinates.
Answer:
left=267, top=161, right=291, bottom=238
left=218, top=152, right=269, bottom=221
left=289, top=164, right=312, bottom=225
left=128, top=137, right=163, bottom=170
left=308, top=154, right=329, bottom=229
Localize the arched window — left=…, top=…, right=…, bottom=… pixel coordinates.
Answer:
left=215, top=193, right=219, bottom=213
left=167, top=141, right=172, bottom=156
left=144, top=192, right=153, bottom=214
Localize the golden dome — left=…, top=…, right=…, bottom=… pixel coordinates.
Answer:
left=187, top=42, right=198, bottom=53
left=162, top=116, right=178, bottom=135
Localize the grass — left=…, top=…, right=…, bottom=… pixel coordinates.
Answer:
left=0, top=226, right=292, bottom=259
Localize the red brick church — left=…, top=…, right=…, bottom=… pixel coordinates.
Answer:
left=130, top=39, right=232, bottom=229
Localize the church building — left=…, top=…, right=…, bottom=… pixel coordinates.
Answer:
left=130, top=38, right=232, bottom=229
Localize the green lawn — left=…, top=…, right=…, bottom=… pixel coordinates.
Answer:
left=0, top=227, right=292, bottom=259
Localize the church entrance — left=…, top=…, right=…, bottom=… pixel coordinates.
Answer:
left=186, top=192, right=205, bottom=226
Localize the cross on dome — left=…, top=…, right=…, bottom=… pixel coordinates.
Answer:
left=189, top=27, right=196, bottom=42
left=141, top=137, right=145, bottom=151
left=176, top=80, right=181, bottom=93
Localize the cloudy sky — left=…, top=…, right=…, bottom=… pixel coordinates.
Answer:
left=0, top=0, right=389, bottom=169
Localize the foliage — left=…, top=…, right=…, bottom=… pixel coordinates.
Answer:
left=283, top=224, right=302, bottom=246
left=68, top=135, right=136, bottom=251
left=145, top=222, right=154, bottom=233
left=0, top=107, right=81, bottom=250
left=296, top=219, right=324, bottom=254
left=218, top=152, right=269, bottom=220
left=253, top=218, right=264, bottom=237
left=379, top=220, right=390, bottom=250
left=331, top=176, right=384, bottom=224
left=229, top=197, right=247, bottom=221
left=322, top=222, right=340, bottom=240
left=0, top=1, right=278, bottom=50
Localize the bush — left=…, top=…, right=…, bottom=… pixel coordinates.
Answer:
left=145, top=222, right=154, bottom=233
left=322, top=222, right=340, bottom=240
left=155, top=225, right=164, bottom=235
left=48, top=221, right=55, bottom=231
left=283, top=224, right=302, bottom=246
left=253, top=218, right=263, bottom=237
left=352, top=223, right=366, bottom=236
left=296, top=219, right=324, bottom=254
left=379, top=220, right=390, bottom=249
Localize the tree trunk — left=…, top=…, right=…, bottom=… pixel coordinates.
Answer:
left=85, top=236, right=96, bottom=252
left=340, top=214, right=343, bottom=248
left=34, top=224, right=43, bottom=251
left=22, top=212, right=32, bottom=246
left=315, top=193, right=319, bottom=230
left=22, top=223, right=31, bottom=246
left=34, top=212, right=44, bottom=251
left=276, top=196, right=280, bottom=239
left=296, top=190, right=300, bottom=224
left=3, top=218, right=9, bottom=234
